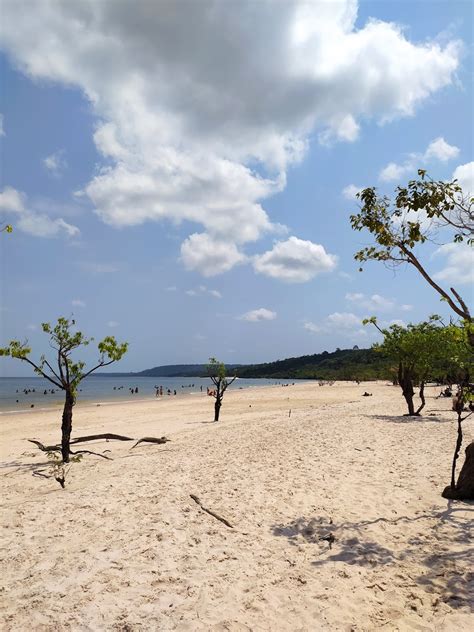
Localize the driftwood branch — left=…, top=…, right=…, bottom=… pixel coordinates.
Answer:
left=28, top=439, right=113, bottom=460
left=131, top=436, right=171, bottom=449
left=190, top=494, right=234, bottom=529
left=70, top=433, right=134, bottom=444
left=71, top=449, right=112, bottom=460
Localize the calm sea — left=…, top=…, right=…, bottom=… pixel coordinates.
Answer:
left=0, top=375, right=291, bottom=413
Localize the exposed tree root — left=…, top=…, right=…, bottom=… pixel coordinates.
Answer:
left=190, top=494, right=234, bottom=529
left=32, top=469, right=51, bottom=479
left=130, top=436, right=171, bottom=449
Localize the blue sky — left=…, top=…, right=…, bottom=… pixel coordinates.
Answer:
left=0, top=0, right=473, bottom=377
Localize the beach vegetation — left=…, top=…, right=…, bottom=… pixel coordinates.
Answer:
left=363, top=316, right=472, bottom=416
left=350, top=170, right=473, bottom=344
left=207, top=357, right=237, bottom=421
left=0, top=317, right=128, bottom=463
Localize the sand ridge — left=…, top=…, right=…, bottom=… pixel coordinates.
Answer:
left=1, top=382, right=473, bottom=631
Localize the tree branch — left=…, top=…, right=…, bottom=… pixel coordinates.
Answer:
left=77, top=358, right=115, bottom=383
left=42, top=357, right=63, bottom=386
left=450, top=287, right=471, bottom=320
left=401, top=246, right=469, bottom=320
left=20, top=358, right=63, bottom=389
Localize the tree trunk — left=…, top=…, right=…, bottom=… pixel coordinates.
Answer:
left=399, top=363, right=416, bottom=415
left=450, top=410, right=463, bottom=489
left=61, top=390, right=74, bottom=463
left=442, top=441, right=474, bottom=500
left=415, top=380, right=426, bottom=415
left=214, top=397, right=221, bottom=422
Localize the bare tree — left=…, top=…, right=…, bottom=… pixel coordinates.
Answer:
left=1, top=317, right=128, bottom=462
left=207, top=357, right=237, bottom=421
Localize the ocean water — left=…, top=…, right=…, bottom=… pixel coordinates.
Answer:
left=0, top=375, right=295, bottom=413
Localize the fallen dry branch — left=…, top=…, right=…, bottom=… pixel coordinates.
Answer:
left=28, top=440, right=113, bottom=460
left=71, top=449, right=112, bottom=460
left=70, top=433, right=134, bottom=444
left=28, top=439, right=62, bottom=452
left=130, top=436, right=171, bottom=449
left=190, top=494, right=234, bottom=529
left=32, top=469, right=51, bottom=479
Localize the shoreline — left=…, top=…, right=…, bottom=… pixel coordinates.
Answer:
left=0, top=377, right=292, bottom=415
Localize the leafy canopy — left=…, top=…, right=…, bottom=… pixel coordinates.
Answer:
left=351, top=170, right=473, bottom=322
left=0, top=316, right=128, bottom=394
left=363, top=316, right=473, bottom=382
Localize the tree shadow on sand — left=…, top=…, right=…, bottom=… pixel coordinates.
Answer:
left=364, top=413, right=448, bottom=424
left=271, top=502, right=474, bottom=610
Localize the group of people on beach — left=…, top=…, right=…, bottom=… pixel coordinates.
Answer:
left=155, top=386, right=178, bottom=397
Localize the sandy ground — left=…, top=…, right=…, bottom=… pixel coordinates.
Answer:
left=0, top=381, right=473, bottom=632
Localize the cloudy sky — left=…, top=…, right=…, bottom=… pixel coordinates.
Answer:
left=0, top=0, right=473, bottom=376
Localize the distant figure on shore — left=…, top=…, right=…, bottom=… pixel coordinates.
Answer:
left=174, top=390, right=177, bottom=395
left=135, top=387, right=138, bottom=394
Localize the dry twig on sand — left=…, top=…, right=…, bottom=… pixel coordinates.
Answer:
left=130, top=436, right=171, bottom=449
left=190, top=494, right=234, bottom=529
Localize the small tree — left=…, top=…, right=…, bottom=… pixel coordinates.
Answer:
left=207, top=357, right=236, bottom=422
left=350, top=171, right=473, bottom=344
left=364, top=317, right=467, bottom=416
left=0, top=317, right=128, bottom=462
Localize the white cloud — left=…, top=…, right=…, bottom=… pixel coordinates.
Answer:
left=0, top=2, right=461, bottom=273
left=0, top=113, right=5, bottom=137
left=388, top=319, right=407, bottom=327
left=181, top=233, right=246, bottom=277
left=43, top=150, right=67, bottom=176
left=27, top=324, right=37, bottom=331
left=327, top=312, right=363, bottom=329
left=379, top=137, right=460, bottom=182
left=304, top=311, right=366, bottom=339
left=253, top=236, right=337, bottom=283
left=424, top=137, right=459, bottom=162
left=304, top=321, right=322, bottom=333
left=107, top=321, right=119, bottom=328
left=346, top=292, right=412, bottom=313
left=0, top=186, right=25, bottom=213
left=72, top=299, right=86, bottom=308
left=0, top=186, right=79, bottom=237
left=342, top=184, right=363, bottom=200
left=433, top=242, right=473, bottom=285
left=238, top=308, right=277, bottom=322
left=452, top=162, right=474, bottom=197
left=346, top=292, right=392, bottom=312
left=185, top=285, right=222, bottom=298
left=379, top=162, right=409, bottom=183
left=165, top=286, right=177, bottom=292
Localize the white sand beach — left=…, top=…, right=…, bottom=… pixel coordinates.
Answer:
left=1, top=382, right=473, bottom=631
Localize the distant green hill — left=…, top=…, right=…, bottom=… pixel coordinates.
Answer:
left=234, top=348, right=393, bottom=380
left=98, top=349, right=393, bottom=380
left=136, top=364, right=243, bottom=378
